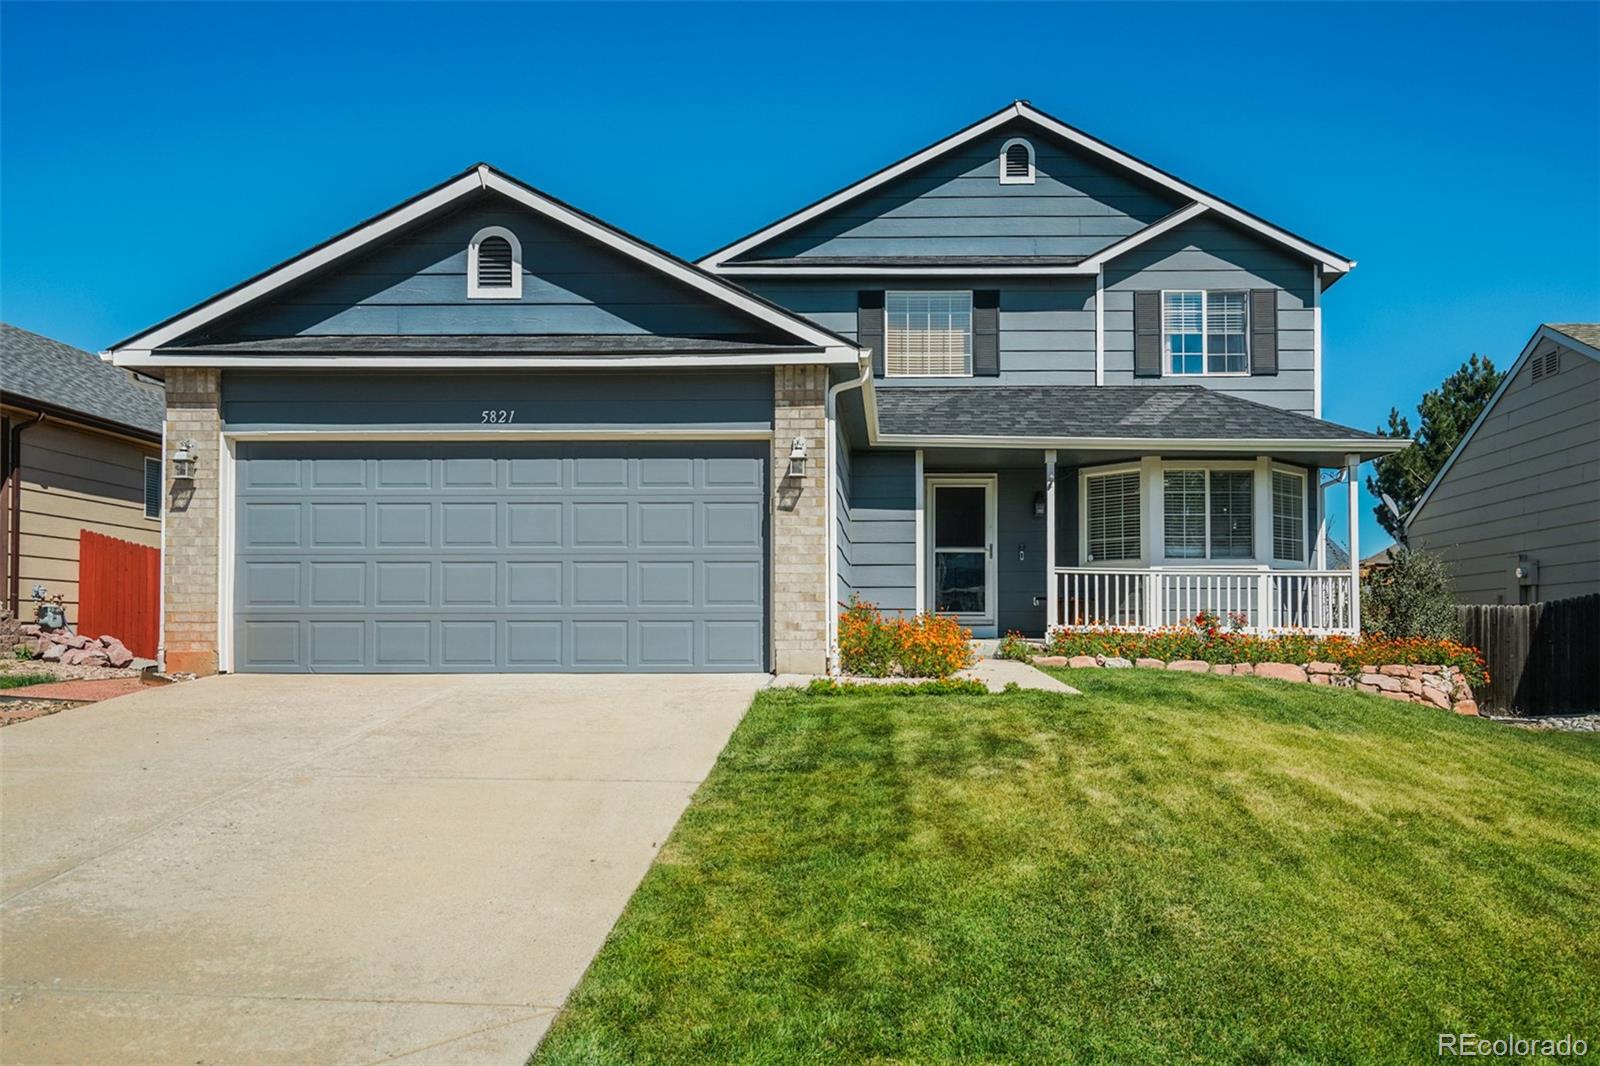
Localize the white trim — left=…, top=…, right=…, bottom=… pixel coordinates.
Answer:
left=713, top=264, right=1100, bottom=278
left=156, top=420, right=167, bottom=669
left=1044, top=449, right=1057, bottom=627
left=697, top=102, right=1354, bottom=275
left=998, top=137, right=1036, bottom=185
left=223, top=428, right=773, bottom=442
left=1094, top=269, right=1105, bottom=386
left=1270, top=465, right=1310, bottom=564
left=1160, top=289, right=1251, bottom=378
left=825, top=357, right=872, bottom=670
left=142, top=455, right=162, bottom=521
left=217, top=432, right=236, bottom=674
left=1076, top=202, right=1210, bottom=272
left=114, top=349, right=859, bottom=370
left=1346, top=453, right=1361, bottom=634
left=108, top=164, right=856, bottom=361
left=913, top=449, right=926, bottom=613
left=1405, top=324, right=1599, bottom=528
left=1311, top=264, right=1323, bottom=418
left=467, top=225, right=523, bottom=299
left=871, top=431, right=1410, bottom=455
left=923, top=473, right=998, bottom=628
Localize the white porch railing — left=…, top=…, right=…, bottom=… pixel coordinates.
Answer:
left=1052, top=568, right=1357, bottom=635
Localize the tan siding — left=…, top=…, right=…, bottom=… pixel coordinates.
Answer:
left=12, top=421, right=159, bottom=626
left=1409, top=339, right=1600, bottom=604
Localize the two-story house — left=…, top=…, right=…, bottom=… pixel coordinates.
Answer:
left=107, top=101, right=1403, bottom=675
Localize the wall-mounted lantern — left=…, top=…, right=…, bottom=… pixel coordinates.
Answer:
left=788, top=437, right=808, bottom=478
left=171, top=439, right=199, bottom=481
left=1032, top=491, right=1047, bottom=517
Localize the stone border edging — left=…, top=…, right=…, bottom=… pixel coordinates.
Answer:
left=1032, top=655, right=1478, bottom=716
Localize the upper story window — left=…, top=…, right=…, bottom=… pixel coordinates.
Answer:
left=999, top=138, right=1035, bottom=184
left=886, top=291, right=972, bottom=377
left=468, top=226, right=522, bottom=299
left=1085, top=470, right=1141, bottom=562
left=1164, top=290, right=1247, bottom=375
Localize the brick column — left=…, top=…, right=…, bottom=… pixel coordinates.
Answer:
left=771, top=365, right=828, bottom=675
left=163, top=368, right=221, bottom=675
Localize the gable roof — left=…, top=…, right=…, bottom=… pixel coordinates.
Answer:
left=698, top=101, right=1354, bottom=278
left=1, top=323, right=163, bottom=437
left=107, top=164, right=860, bottom=370
left=1404, top=323, right=1600, bottom=528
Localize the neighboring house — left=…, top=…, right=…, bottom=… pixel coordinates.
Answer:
left=1361, top=545, right=1397, bottom=578
left=2, top=323, right=164, bottom=627
left=1406, top=323, right=1600, bottom=604
left=106, top=100, right=1404, bottom=676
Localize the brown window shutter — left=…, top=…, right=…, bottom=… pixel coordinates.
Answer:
left=972, top=290, right=1000, bottom=376
left=858, top=291, right=886, bottom=378
left=1133, top=291, right=1161, bottom=377
left=1250, top=289, right=1278, bottom=375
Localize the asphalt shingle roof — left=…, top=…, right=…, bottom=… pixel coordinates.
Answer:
left=1547, top=323, right=1600, bottom=351
left=875, top=385, right=1387, bottom=442
left=155, top=334, right=805, bottom=355
left=1, top=324, right=163, bottom=436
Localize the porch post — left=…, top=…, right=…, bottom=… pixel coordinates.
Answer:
left=1045, top=449, right=1057, bottom=632
left=1346, top=453, right=1361, bottom=634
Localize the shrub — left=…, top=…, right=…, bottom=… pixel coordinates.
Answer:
left=997, top=631, right=1036, bottom=663
left=1046, top=615, right=1488, bottom=688
left=836, top=598, right=976, bottom=679
left=1362, top=548, right=1461, bottom=639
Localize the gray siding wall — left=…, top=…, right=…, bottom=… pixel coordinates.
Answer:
left=739, top=125, right=1180, bottom=260
left=843, top=450, right=918, bottom=614
left=1408, top=340, right=1600, bottom=604
left=206, top=198, right=782, bottom=343
left=746, top=220, right=1319, bottom=412
left=834, top=418, right=854, bottom=606
left=1104, top=216, right=1318, bottom=413
left=221, top=369, right=775, bottom=432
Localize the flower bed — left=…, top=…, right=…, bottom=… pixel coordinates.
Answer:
left=837, top=599, right=976, bottom=679
left=1000, top=614, right=1490, bottom=716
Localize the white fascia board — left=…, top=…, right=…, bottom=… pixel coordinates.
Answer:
left=1076, top=203, right=1210, bottom=270
left=1402, top=324, right=1580, bottom=528
left=702, top=101, right=1354, bottom=277
left=107, top=172, right=485, bottom=355
left=715, top=264, right=1097, bottom=278
left=113, top=348, right=857, bottom=370
left=698, top=106, right=1022, bottom=269
left=871, top=433, right=1411, bottom=456
left=478, top=170, right=854, bottom=352
left=222, top=428, right=773, bottom=442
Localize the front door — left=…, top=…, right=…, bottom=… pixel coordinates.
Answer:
left=925, top=475, right=997, bottom=628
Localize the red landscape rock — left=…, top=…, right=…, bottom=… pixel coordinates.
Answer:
left=1306, top=661, right=1339, bottom=674
left=1360, top=673, right=1403, bottom=692
left=1134, top=658, right=1165, bottom=669
left=1453, top=700, right=1480, bottom=716
left=1067, top=655, right=1099, bottom=669
left=1167, top=660, right=1209, bottom=673
left=1379, top=664, right=1411, bottom=677
left=1255, top=662, right=1308, bottom=683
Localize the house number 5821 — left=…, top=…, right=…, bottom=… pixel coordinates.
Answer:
left=480, top=410, right=515, bottom=424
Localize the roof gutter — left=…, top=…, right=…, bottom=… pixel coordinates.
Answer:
left=824, top=351, right=873, bottom=672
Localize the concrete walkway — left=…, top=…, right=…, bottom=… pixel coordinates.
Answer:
left=0, top=672, right=765, bottom=1065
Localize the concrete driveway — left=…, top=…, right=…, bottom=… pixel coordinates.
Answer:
left=0, top=672, right=765, bottom=1065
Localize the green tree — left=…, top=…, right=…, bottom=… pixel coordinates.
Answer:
left=1361, top=547, right=1460, bottom=638
left=1368, top=354, right=1502, bottom=539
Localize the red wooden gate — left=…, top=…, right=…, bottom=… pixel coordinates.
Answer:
left=78, top=531, right=161, bottom=659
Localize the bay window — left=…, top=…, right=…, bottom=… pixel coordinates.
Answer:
left=886, top=291, right=972, bottom=377
left=1085, top=471, right=1141, bottom=562
left=1160, top=469, right=1253, bottom=560
left=1272, top=470, right=1306, bottom=561
left=1163, top=290, right=1248, bottom=375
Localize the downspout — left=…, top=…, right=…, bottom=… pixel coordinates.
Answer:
left=6, top=412, right=46, bottom=616
left=824, top=352, right=873, bottom=672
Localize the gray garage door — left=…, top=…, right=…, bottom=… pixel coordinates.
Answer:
left=233, top=441, right=767, bottom=672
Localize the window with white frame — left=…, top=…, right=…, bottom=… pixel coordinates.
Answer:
left=1272, top=470, right=1306, bottom=562
left=1086, top=471, right=1141, bottom=562
left=999, top=138, right=1035, bottom=184
left=1160, top=468, right=1254, bottom=560
left=468, top=226, right=522, bottom=299
left=886, top=291, right=972, bottom=377
left=142, top=456, right=161, bottom=520
left=1163, top=290, right=1248, bottom=375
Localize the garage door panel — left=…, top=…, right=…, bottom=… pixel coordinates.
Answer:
left=234, top=442, right=767, bottom=672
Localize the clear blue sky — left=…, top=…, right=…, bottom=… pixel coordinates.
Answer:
left=3, top=2, right=1596, bottom=551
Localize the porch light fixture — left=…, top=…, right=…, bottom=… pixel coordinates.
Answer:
left=1033, top=491, right=1047, bottom=517
left=788, top=437, right=808, bottom=478
left=171, top=439, right=199, bottom=481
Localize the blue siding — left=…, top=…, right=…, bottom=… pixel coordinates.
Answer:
left=995, top=467, right=1048, bottom=635
left=842, top=450, right=917, bottom=614
left=739, top=125, right=1181, bottom=261
left=205, top=199, right=785, bottom=343
left=221, top=369, right=774, bottom=431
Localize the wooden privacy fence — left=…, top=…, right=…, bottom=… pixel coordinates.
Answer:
left=1458, top=594, right=1599, bottom=716
left=78, top=530, right=160, bottom=659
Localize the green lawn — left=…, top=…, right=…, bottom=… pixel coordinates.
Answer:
left=0, top=673, right=55, bottom=690
left=534, top=670, right=1600, bottom=1064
